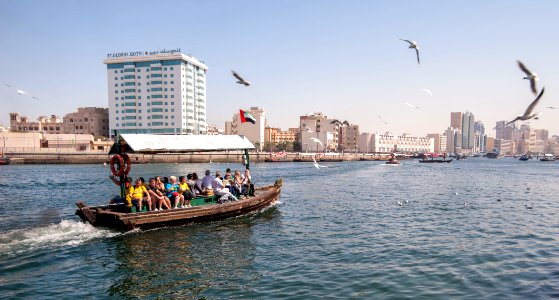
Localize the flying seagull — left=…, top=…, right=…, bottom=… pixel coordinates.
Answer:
left=4, top=83, right=38, bottom=99
left=421, top=88, right=432, bottom=96
left=377, top=115, right=388, bottom=125
left=231, top=70, right=250, bottom=86
left=517, top=60, right=539, bottom=95
left=405, top=102, right=420, bottom=109
left=547, top=106, right=559, bottom=110
left=330, top=119, right=350, bottom=126
left=399, top=39, right=420, bottom=65
left=309, top=137, right=323, bottom=147
left=311, top=155, right=327, bottom=169
left=504, top=87, right=545, bottom=126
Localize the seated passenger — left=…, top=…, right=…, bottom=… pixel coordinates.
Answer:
left=130, top=178, right=152, bottom=211
left=201, top=170, right=213, bottom=190
left=187, top=173, right=203, bottom=196
left=233, top=170, right=243, bottom=197
left=212, top=171, right=237, bottom=201
left=155, top=176, right=172, bottom=208
left=192, top=173, right=203, bottom=195
left=166, top=175, right=185, bottom=209
left=178, top=176, right=194, bottom=208
left=147, top=178, right=170, bottom=211
left=241, top=169, right=254, bottom=197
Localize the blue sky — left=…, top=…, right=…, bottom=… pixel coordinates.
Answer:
left=1, top=0, right=558, bottom=136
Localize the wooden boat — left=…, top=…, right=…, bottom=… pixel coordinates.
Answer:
left=264, top=151, right=291, bottom=162
left=75, top=133, right=283, bottom=231
left=76, top=179, right=282, bottom=231
left=386, top=158, right=400, bottom=165
left=518, top=154, right=532, bottom=161
left=419, top=158, right=453, bottom=163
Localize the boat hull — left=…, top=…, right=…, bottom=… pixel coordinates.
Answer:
left=419, top=159, right=453, bottom=163
left=76, top=179, right=283, bottom=231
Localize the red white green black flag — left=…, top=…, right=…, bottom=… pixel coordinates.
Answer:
left=239, top=109, right=256, bottom=124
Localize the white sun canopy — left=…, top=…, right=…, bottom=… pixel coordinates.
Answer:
left=116, top=134, right=255, bottom=153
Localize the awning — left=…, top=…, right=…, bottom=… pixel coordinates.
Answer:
left=109, top=134, right=255, bottom=154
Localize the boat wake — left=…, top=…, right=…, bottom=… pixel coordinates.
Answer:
left=0, top=219, right=121, bottom=256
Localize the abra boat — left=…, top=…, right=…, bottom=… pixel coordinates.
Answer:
left=418, top=153, right=452, bottom=163
left=519, top=154, right=532, bottom=161
left=75, top=134, right=283, bottom=231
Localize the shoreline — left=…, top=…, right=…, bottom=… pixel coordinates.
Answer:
left=3, top=152, right=395, bottom=164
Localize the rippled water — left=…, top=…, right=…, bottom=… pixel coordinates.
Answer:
left=0, top=159, right=558, bottom=299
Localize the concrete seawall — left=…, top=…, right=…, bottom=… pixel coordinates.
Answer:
left=5, top=152, right=393, bottom=164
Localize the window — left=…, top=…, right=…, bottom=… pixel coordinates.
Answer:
left=114, top=77, right=118, bottom=80
left=114, top=70, right=117, bottom=74
left=170, top=67, right=174, bottom=70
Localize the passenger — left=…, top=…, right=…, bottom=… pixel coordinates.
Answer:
left=212, top=171, right=237, bottom=201
left=139, top=177, right=148, bottom=188
left=187, top=173, right=203, bottom=195
left=178, top=176, right=193, bottom=208
left=241, top=169, right=254, bottom=197
left=166, top=175, right=185, bottom=209
left=155, top=176, right=172, bottom=208
left=147, top=178, right=170, bottom=211
left=192, top=173, right=203, bottom=193
left=201, top=170, right=213, bottom=190
left=223, top=169, right=236, bottom=195
left=130, top=178, right=152, bottom=211
left=233, top=170, right=243, bottom=197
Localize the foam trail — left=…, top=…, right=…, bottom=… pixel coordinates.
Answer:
left=0, top=220, right=120, bottom=255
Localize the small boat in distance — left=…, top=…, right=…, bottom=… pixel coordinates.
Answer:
left=418, top=153, right=452, bottom=163
left=0, top=155, right=10, bottom=165
left=540, top=154, right=556, bottom=161
left=386, top=153, right=400, bottom=165
left=519, top=154, right=532, bottom=161
left=485, top=149, right=500, bottom=159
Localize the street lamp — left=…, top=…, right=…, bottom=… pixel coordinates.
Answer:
left=1, top=136, right=7, bottom=155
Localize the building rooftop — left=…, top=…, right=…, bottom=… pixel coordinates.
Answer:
left=103, top=52, right=208, bottom=70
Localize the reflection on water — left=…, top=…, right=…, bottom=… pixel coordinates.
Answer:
left=108, top=208, right=280, bottom=298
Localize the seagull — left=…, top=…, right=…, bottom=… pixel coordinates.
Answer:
left=231, top=70, right=250, bottom=86
left=399, top=39, right=420, bottom=65
left=311, top=155, right=327, bottom=169
left=547, top=106, right=559, bottom=110
left=405, top=102, right=420, bottom=109
left=504, top=87, right=545, bottom=126
left=404, top=199, right=409, bottom=204
left=497, top=198, right=502, bottom=202
left=4, top=83, right=39, bottom=99
left=525, top=204, right=533, bottom=209
left=517, top=60, right=539, bottom=95
left=377, top=115, right=388, bottom=125
left=310, top=137, right=323, bottom=147
left=464, top=202, right=469, bottom=207
left=421, top=89, right=432, bottom=96
left=397, top=201, right=403, bottom=206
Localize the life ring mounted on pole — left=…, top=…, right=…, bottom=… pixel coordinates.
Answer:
left=110, top=154, right=132, bottom=177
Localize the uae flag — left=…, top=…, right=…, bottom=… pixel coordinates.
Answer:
left=239, top=109, right=256, bottom=124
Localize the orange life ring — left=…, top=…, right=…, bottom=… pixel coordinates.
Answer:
left=120, top=153, right=132, bottom=176
left=110, top=154, right=124, bottom=177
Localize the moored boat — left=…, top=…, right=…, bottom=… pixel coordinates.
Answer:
left=519, top=154, right=532, bottom=161
left=0, top=156, right=10, bottom=165
left=75, top=133, right=283, bottom=231
left=418, top=153, right=452, bottom=163
left=540, top=154, right=556, bottom=161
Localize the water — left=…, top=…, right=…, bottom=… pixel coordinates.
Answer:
left=0, top=159, right=558, bottom=299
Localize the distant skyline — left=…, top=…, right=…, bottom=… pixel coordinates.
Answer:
left=1, top=0, right=558, bottom=136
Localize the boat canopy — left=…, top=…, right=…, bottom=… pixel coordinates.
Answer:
left=109, top=134, right=255, bottom=154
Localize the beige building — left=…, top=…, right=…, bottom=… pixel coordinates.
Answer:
left=0, top=132, right=95, bottom=153
left=62, top=107, right=109, bottom=137
left=265, top=127, right=298, bottom=144
left=362, top=132, right=434, bottom=153
left=226, top=107, right=266, bottom=149
left=486, top=137, right=495, bottom=152
left=340, top=124, right=359, bottom=152
left=427, top=133, right=444, bottom=153
left=299, top=113, right=341, bottom=152
left=450, top=112, right=463, bottom=131
left=9, top=113, right=63, bottom=134
left=206, top=124, right=222, bottom=135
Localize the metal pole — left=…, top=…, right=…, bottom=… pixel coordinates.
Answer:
left=244, top=149, right=250, bottom=170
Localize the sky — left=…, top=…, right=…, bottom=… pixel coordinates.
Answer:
left=1, top=0, right=558, bottom=137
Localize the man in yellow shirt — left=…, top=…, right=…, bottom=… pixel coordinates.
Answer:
left=129, top=178, right=152, bottom=211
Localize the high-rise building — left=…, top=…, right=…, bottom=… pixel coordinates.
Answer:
left=104, top=50, right=208, bottom=136
left=450, top=112, right=463, bottom=131
left=461, top=111, right=475, bottom=150
left=496, top=121, right=515, bottom=140
left=427, top=133, right=441, bottom=153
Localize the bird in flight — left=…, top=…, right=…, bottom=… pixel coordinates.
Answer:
left=310, top=137, right=323, bottom=147
left=377, top=115, right=388, bottom=125
left=311, top=156, right=327, bottom=169
left=547, top=106, right=558, bottom=110
left=517, top=60, right=539, bottom=95
left=399, top=39, right=420, bottom=65
left=504, top=87, right=545, bottom=126
left=405, top=102, right=420, bottom=109
left=421, top=88, right=432, bottom=96
left=231, top=70, right=250, bottom=86
left=330, top=119, right=349, bottom=126
left=4, top=83, right=38, bottom=99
